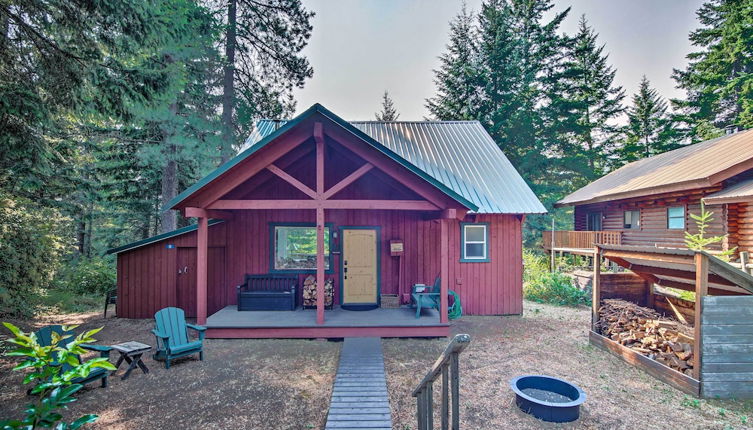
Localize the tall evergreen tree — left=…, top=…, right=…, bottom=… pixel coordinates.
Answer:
left=375, top=91, right=400, bottom=121
left=475, top=0, right=569, bottom=176
left=619, top=76, right=680, bottom=163
left=219, top=0, right=314, bottom=163
left=426, top=5, right=481, bottom=120
left=555, top=16, right=624, bottom=180
left=672, top=0, right=753, bottom=139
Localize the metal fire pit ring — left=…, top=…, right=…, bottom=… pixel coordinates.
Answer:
left=510, top=375, right=586, bottom=423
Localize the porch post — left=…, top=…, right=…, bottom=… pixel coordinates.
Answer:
left=315, top=122, right=326, bottom=325
left=693, top=252, right=708, bottom=380
left=440, top=218, right=449, bottom=324
left=196, top=216, right=208, bottom=325
left=316, top=207, right=325, bottom=325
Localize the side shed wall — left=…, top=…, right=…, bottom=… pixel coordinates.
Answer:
left=701, top=295, right=753, bottom=398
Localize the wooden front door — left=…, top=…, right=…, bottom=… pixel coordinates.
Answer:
left=342, top=228, right=378, bottom=309
left=176, top=248, right=197, bottom=316
left=176, top=247, right=226, bottom=317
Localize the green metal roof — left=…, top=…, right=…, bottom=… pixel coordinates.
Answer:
left=167, top=103, right=545, bottom=214
left=106, top=219, right=224, bottom=255
left=246, top=111, right=546, bottom=214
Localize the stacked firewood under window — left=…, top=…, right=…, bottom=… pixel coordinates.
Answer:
left=302, top=275, right=334, bottom=309
left=595, top=299, right=695, bottom=375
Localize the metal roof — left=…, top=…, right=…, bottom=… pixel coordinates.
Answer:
left=106, top=219, right=224, bottom=255
left=704, top=178, right=753, bottom=205
left=244, top=115, right=546, bottom=214
left=557, top=128, right=753, bottom=207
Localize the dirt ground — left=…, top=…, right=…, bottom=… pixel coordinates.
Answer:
left=3, top=303, right=753, bottom=429
left=384, top=301, right=753, bottom=430
left=0, top=311, right=339, bottom=430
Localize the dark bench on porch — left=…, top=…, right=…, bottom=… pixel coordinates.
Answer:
left=237, top=274, right=298, bottom=311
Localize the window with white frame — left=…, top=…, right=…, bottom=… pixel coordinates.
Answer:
left=461, top=223, right=489, bottom=262
left=623, top=210, right=640, bottom=229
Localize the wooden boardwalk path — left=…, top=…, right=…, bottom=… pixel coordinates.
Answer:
left=325, top=337, right=392, bottom=429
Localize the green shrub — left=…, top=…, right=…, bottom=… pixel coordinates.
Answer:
left=523, top=250, right=549, bottom=284
left=53, top=257, right=116, bottom=296
left=0, top=194, right=70, bottom=317
left=524, top=271, right=591, bottom=307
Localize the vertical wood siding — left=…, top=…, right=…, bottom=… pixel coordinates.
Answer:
left=115, top=212, right=523, bottom=318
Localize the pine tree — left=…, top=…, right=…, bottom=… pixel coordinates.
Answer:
left=426, top=5, right=481, bottom=120
left=375, top=91, right=400, bottom=121
left=556, top=16, right=625, bottom=180
left=619, top=76, right=680, bottom=163
left=479, top=0, right=569, bottom=170
left=672, top=0, right=753, bottom=139
left=219, top=0, right=314, bottom=163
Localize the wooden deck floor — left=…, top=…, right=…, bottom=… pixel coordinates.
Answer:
left=207, top=305, right=444, bottom=328
left=205, top=305, right=449, bottom=338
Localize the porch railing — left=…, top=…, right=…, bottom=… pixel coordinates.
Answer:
left=543, top=230, right=622, bottom=251
left=412, top=334, right=471, bottom=430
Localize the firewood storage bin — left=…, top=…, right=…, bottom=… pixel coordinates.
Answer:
left=590, top=245, right=753, bottom=399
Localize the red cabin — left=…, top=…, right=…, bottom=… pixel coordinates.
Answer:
left=108, top=104, right=545, bottom=338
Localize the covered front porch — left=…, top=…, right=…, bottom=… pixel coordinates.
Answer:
left=205, top=305, right=449, bottom=338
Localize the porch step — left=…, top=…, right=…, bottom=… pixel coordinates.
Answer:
left=325, top=337, right=392, bottom=430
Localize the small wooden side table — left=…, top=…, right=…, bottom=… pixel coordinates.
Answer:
left=111, top=341, right=151, bottom=380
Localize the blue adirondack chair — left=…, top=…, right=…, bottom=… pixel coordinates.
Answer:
left=152, top=307, right=206, bottom=369
left=31, top=325, right=112, bottom=392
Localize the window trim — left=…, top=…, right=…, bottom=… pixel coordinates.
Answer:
left=459, top=222, right=490, bottom=263
left=269, top=222, right=335, bottom=274
left=667, top=206, right=685, bottom=230
left=623, top=210, right=641, bottom=230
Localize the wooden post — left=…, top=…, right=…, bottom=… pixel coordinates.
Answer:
left=693, top=252, right=708, bottom=380
left=196, top=216, right=208, bottom=325
left=441, top=365, right=449, bottom=430
left=450, top=352, right=459, bottom=430
left=316, top=206, right=325, bottom=325
left=315, top=122, right=325, bottom=325
left=592, top=246, right=601, bottom=330
left=741, top=251, right=750, bottom=275
left=440, top=218, right=449, bottom=324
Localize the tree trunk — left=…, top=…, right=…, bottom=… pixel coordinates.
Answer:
left=220, top=0, right=237, bottom=164
left=160, top=102, right=179, bottom=233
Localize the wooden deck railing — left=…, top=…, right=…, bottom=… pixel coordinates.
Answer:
left=412, top=334, right=471, bottom=430
left=542, top=230, right=622, bottom=251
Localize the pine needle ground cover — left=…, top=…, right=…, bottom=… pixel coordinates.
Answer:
left=384, top=301, right=753, bottom=430
left=0, top=312, right=338, bottom=429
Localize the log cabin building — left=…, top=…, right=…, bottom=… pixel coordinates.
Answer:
left=549, top=128, right=753, bottom=259
left=108, top=104, right=546, bottom=338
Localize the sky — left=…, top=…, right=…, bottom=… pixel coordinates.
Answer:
left=291, top=0, right=705, bottom=121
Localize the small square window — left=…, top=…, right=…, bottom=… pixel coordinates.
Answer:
left=624, top=210, right=640, bottom=229
left=461, top=223, right=489, bottom=262
left=667, top=206, right=685, bottom=229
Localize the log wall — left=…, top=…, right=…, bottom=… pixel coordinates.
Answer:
left=700, top=295, right=753, bottom=398
left=573, top=187, right=728, bottom=251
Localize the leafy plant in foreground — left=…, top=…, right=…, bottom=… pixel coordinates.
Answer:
left=0, top=323, right=115, bottom=429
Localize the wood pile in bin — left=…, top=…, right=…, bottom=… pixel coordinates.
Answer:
left=302, top=275, right=334, bottom=307
left=595, top=299, right=695, bottom=376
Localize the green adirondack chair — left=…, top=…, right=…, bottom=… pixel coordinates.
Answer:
left=152, top=307, right=206, bottom=369
left=30, top=325, right=112, bottom=393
